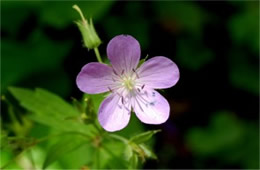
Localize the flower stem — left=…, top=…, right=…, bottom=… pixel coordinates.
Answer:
left=94, top=47, right=103, bottom=63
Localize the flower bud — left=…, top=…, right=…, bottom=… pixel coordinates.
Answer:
left=73, top=5, right=101, bottom=50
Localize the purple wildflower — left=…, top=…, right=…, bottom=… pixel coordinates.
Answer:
left=76, top=35, right=180, bottom=132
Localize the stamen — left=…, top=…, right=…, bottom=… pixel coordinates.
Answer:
left=150, top=102, right=155, bottom=106
left=141, top=84, right=145, bottom=89
left=135, top=99, right=144, bottom=112
left=121, top=97, right=124, bottom=104
left=132, top=68, right=139, bottom=78
left=121, top=69, right=125, bottom=75
left=113, top=69, right=119, bottom=76
left=108, top=87, right=113, bottom=93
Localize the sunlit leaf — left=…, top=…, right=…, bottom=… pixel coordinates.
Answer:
left=8, top=87, right=97, bottom=135
left=100, top=139, right=128, bottom=169
left=42, top=134, right=88, bottom=169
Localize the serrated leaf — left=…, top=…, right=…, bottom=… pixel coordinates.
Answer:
left=42, top=134, right=87, bottom=169
left=8, top=87, right=97, bottom=135
left=130, top=130, right=161, bottom=144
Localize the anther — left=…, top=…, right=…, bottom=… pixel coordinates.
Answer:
left=113, top=69, right=119, bottom=76
left=150, top=102, right=155, bottom=106
left=121, top=97, right=124, bottom=104
left=108, top=87, right=113, bottom=93
left=141, top=84, right=145, bottom=89
left=121, top=69, right=125, bottom=75
left=132, top=68, right=139, bottom=78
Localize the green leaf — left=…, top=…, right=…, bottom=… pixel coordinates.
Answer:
left=137, top=54, right=149, bottom=68
left=130, top=130, right=161, bottom=144
left=83, top=93, right=106, bottom=113
left=42, top=134, right=87, bottom=169
left=8, top=87, right=97, bottom=135
left=139, top=144, right=157, bottom=160
left=129, top=153, right=139, bottom=169
left=124, top=145, right=133, bottom=161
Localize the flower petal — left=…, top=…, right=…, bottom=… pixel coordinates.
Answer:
left=107, top=35, right=141, bottom=74
left=137, top=56, right=180, bottom=89
left=76, top=62, right=114, bottom=94
left=98, top=94, right=131, bottom=132
left=133, top=88, right=170, bottom=124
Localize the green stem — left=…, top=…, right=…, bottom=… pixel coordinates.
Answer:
left=94, top=47, right=103, bottom=63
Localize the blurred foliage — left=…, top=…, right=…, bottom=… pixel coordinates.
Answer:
left=176, top=37, right=214, bottom=71
left=103, top=2, right=150, bottom=49
left=2, top=31, right=72, bottom=96
left=2, top=1, right=114, bottom=30
left=186, top=111, right=259, bottom=169
left=228, top=2, right=259, bottom=53
left=228, top=49, right=259, bottom=95
left=154, top=1, right=208, bottom=36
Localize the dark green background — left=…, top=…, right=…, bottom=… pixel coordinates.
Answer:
left=1, top=1, right=259, bottom=169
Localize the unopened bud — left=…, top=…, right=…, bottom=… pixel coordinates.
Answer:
left=73, top=5, right=101, bottom=50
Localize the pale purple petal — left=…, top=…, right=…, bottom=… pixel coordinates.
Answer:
left=137, top=56, right=180, bottom=89
left=76, top=62, right=115, bottom=94
left=98, top=94, right=131, bottom=132
left=133, top=88, right=170, bottom=124
left=107, top=35, right=141, bottom=74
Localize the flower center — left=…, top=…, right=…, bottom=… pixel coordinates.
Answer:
left=122, top=77, right=135, bottom=91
